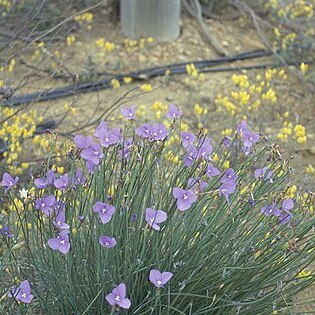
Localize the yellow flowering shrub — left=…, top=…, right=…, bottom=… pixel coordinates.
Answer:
left=0, top=107, right=40, bottom=174
left=215, top=69, right=285, bottom=118
left=74, top=12, right=93, bottom=30
left=124, top=37, right=154, bottom=52
left=265, top=0, right=314, bottom=55
left=0, top=0, right=11, bottom=16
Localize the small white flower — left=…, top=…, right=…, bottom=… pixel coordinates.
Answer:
left=19, top=188, right=28, bottom=199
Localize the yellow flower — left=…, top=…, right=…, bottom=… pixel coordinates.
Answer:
left=212, top=153, right=219, bottom=162
left=140, top=84, right=153, bottom=92
left=21, top=163, right=29, bottom=169
left=294, top=124, right=307, bottom=143
left=286, top=185, right=297, bottom=198
left=123, top=77, right=132, bottom=84
left=262, top=88, right=277, bottom=102
left=300, top=63, right=309, bottom=75
left=274, top=27, right=281, bottom=38
left=231, top=74, right=249, bottom=88
left=306, top=165, right=315, bottom=175
left=197, top=122, right=203, bottom=129
left=223, top=160, right=230, bottom=169
left=66, top=35, right=76, bottom=46
left=57, top=166, right=64, bottom=174
left=194, top=103, right=207, bottom=116
left=8, top=58, right=16, bottom=72
left=96, top=38, right=104, bottom=48
left=104, top=41, right=115, bottom=52
left=111, top=79, right=120, bottom=89
left=221, top=129, right=233, bottom=136
left=180, top=122, right=189, bottom=132
left=186, top=64, right=198, bottom=77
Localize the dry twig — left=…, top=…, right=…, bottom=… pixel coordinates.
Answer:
left=183, top=0, right=228, bottom=56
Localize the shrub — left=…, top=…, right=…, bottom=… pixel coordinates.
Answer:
left=1, top=107, right=315, bottom=314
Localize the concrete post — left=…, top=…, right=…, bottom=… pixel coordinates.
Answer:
left=120, top=0, right=181, bottom=41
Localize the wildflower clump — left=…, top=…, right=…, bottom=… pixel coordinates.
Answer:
left=265, top=0, right=314, bottom=57
left=124, top=37, right=154, bottom=52
left=185, top=63, right=205, bottom=85
left=1, top=106, right=315, bottom=314
left=293, top=124, right=307, bottom=144
left=215, top=69, right=284, bottom=118
left=0, top=107, right=40, bottom=174
left=74, top=12, right=93, bottom=30
left=95, top=38, right=116, bottom=56
left=0, top=0, right=11, bottom=16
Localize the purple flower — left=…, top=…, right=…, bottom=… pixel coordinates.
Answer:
left=183, top=145, right=198, bottom=166
left=223, top=136, right=232, bottom=148
left=279, top=211, right=293, bottom=225
left=99, top=236, right=117, bottom=248
left=206, top=164, right=220, bottom=178
left=94, top=121, right=108, bottom=138
left=34, top=178, right=47, bottom=189
left=119, top=138, right=133, bottom=160
left=218, top=182, right=237, bottom=202
left=0, top=225, right=14, bottom=238
left=121, top=106, right=136, bottom=120
left=1, top=172, right=19, bottom=189
left=54, top=174, right=69, bottom=190
left=149, top=124, right=168, bottom=141
left=261, top=202, right=281, bottom=217
left=105, top=283, right=131, bottom=309
left=237, top=120, right=249, bottom=135
left=94, top=121, right=121, bottom=148
left=221, top=168, right=238, bottom=183
left=74, top=135, right=94, bottom=149
left=93, top=201, right=116, bottom=224
left=166, top=104, right=182, bottom=119
left=100, top=127, right=121, bottom=148
left=181, top=132, right=196, bottom=148
left=149, top=269, right=173, bottom=288
left=282, top=199, right=294, bottom=211
left=131, top=213, right=138, bottom=223
left=145, top=208, right=167, bottom=231
left=278, top=199, right=294, bottom=224
left=35, top=195, right=56, bottom=216
left=188, top=177, right=208, bottom=193
left=85, top=160, right=97, bottom=173
left=254, top=167, right=273, bottom=182
left=72, top=169, right=86, bottom=186
left=53, top=208, right=70, bottom=230
left=243, top=130, right=260, bottom=148
left=34, top=170, right=55, bottom=189
left=197, top=137, right=213, bottom=159
left=135, top=123, right=151, bottom=138
left=173, top=187, right=197, bottom=211
left=135, top=123, right=168, bottom=141
left=81, top=142, right=104, bottom=165
left=47, top=230, right=70, bottom=254
left=54, top=200, right=65, bottom=213
left=8, top=280, right=33, bottom=304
